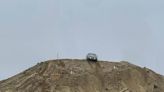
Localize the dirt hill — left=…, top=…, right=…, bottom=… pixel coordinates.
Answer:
left=0, top=59, right=164, bottom=92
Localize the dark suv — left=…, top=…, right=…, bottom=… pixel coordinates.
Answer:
left=86, top=53, right=98, bottom=62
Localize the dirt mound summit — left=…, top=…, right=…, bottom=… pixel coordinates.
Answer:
left=0, top=59, right=164, bottom=92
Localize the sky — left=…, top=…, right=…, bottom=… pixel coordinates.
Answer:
left=0, top=0, right=164, bottom=80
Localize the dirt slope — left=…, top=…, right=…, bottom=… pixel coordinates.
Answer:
left=0, top=59, right=164, bottom=92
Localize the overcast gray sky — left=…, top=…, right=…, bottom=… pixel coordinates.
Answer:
left=0, top=0, right=164, bottom=80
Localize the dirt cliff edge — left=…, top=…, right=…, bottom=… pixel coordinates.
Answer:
left=0, top=59, right=164, bottom=92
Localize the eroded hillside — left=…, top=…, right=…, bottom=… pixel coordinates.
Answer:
left=0, top=59, right=164, bottom=92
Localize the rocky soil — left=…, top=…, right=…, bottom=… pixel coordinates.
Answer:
left=0, top=59, right=164, bottom=92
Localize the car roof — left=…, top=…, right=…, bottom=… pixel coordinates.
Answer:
left=87, top=53, right=97, bottom=55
